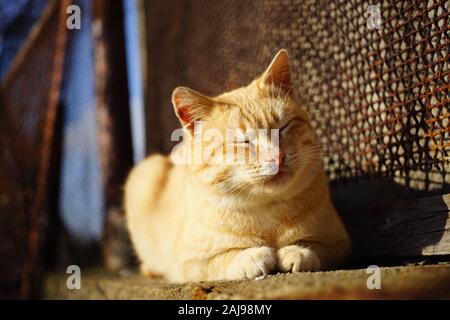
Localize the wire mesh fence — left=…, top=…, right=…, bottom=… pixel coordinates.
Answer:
left=144, top=0, right=450, bottom=191
left=0, top=0, right=69, bottom=298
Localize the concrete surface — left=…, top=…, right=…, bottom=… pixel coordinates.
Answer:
left=45, top=264, right=450, bottom=300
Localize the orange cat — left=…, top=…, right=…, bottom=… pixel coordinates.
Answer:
left=125, top=50, right=350, bottom=282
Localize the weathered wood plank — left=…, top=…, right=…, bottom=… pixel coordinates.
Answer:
left=346, top=193, right=450, bottom=257
left=44, top=265, right=450, bottom=300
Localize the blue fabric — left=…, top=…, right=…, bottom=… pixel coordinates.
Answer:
left=59, top=0, right=104, bottom=243
left=0, top=0, right=48, bottom=79
left=0, top=0, right=144, bottom=243
left=0, top=0, right=28, bottom=32
left=124, top=0, right=146, bottom=163
left=0, top=0, right=103, bottom=243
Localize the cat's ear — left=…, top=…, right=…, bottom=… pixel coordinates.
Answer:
left=259, top=49, right=292, bottom=95
left=172, top=87, right=214, bottom=132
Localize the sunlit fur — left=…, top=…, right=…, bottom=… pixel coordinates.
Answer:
left=125, top=50, right=351, bottom=282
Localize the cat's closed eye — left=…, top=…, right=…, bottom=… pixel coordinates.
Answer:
left=235, top=133, right=253, bottom=145
left=280, top=122, right=291, bottom=133
left=236, top=140, right=251, bottom=146
left=280, top=117, right=306, bottom=134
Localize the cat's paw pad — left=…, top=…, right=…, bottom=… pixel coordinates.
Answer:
left=228, top=247, right=276, bottom=280
left=277, top=245, right=321, bottom=272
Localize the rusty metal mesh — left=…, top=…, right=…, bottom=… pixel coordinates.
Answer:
left=0, top=0, right=68, bottom=298
left=144, top=0, right=450, bottom=191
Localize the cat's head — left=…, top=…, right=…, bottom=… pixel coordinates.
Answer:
left=171, top=50, right=323, bottom=207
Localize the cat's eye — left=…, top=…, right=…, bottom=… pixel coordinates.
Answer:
left=237, top=140, right=251, bottom=146
left=280, top=122, right=291, bottom=132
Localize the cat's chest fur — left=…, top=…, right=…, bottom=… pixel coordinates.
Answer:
left=189, top=199, right=308, bottom=249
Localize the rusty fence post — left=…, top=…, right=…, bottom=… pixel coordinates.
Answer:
left=0, top=0, right=70, bottom=298
left=92, top=0, right=134, bottom=271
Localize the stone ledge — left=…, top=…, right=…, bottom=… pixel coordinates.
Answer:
left=45, top=264, right=450, bottom=300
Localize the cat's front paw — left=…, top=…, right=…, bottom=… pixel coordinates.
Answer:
left=227, top=246, right=276, bottom=280
left=277, top=245, right=321, bottom=273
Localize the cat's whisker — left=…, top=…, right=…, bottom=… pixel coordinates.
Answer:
left=231, top=182, right=251, bottom=202
left=288, top=152, right=325, bottom=164
left=220, top=181, right=243, bottom=192
left=214, top=176, right=238, bottom=186
left=220, top=181, right=252, bottom=210
left=289, top=152, right=326, bottom=161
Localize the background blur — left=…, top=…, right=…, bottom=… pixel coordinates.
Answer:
left=0, top=0, right=449, bottom=299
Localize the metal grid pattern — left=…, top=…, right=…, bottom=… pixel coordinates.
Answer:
left=0, top=0, right=68, bottom=298
left=144, top=0, right=450, bottom=191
